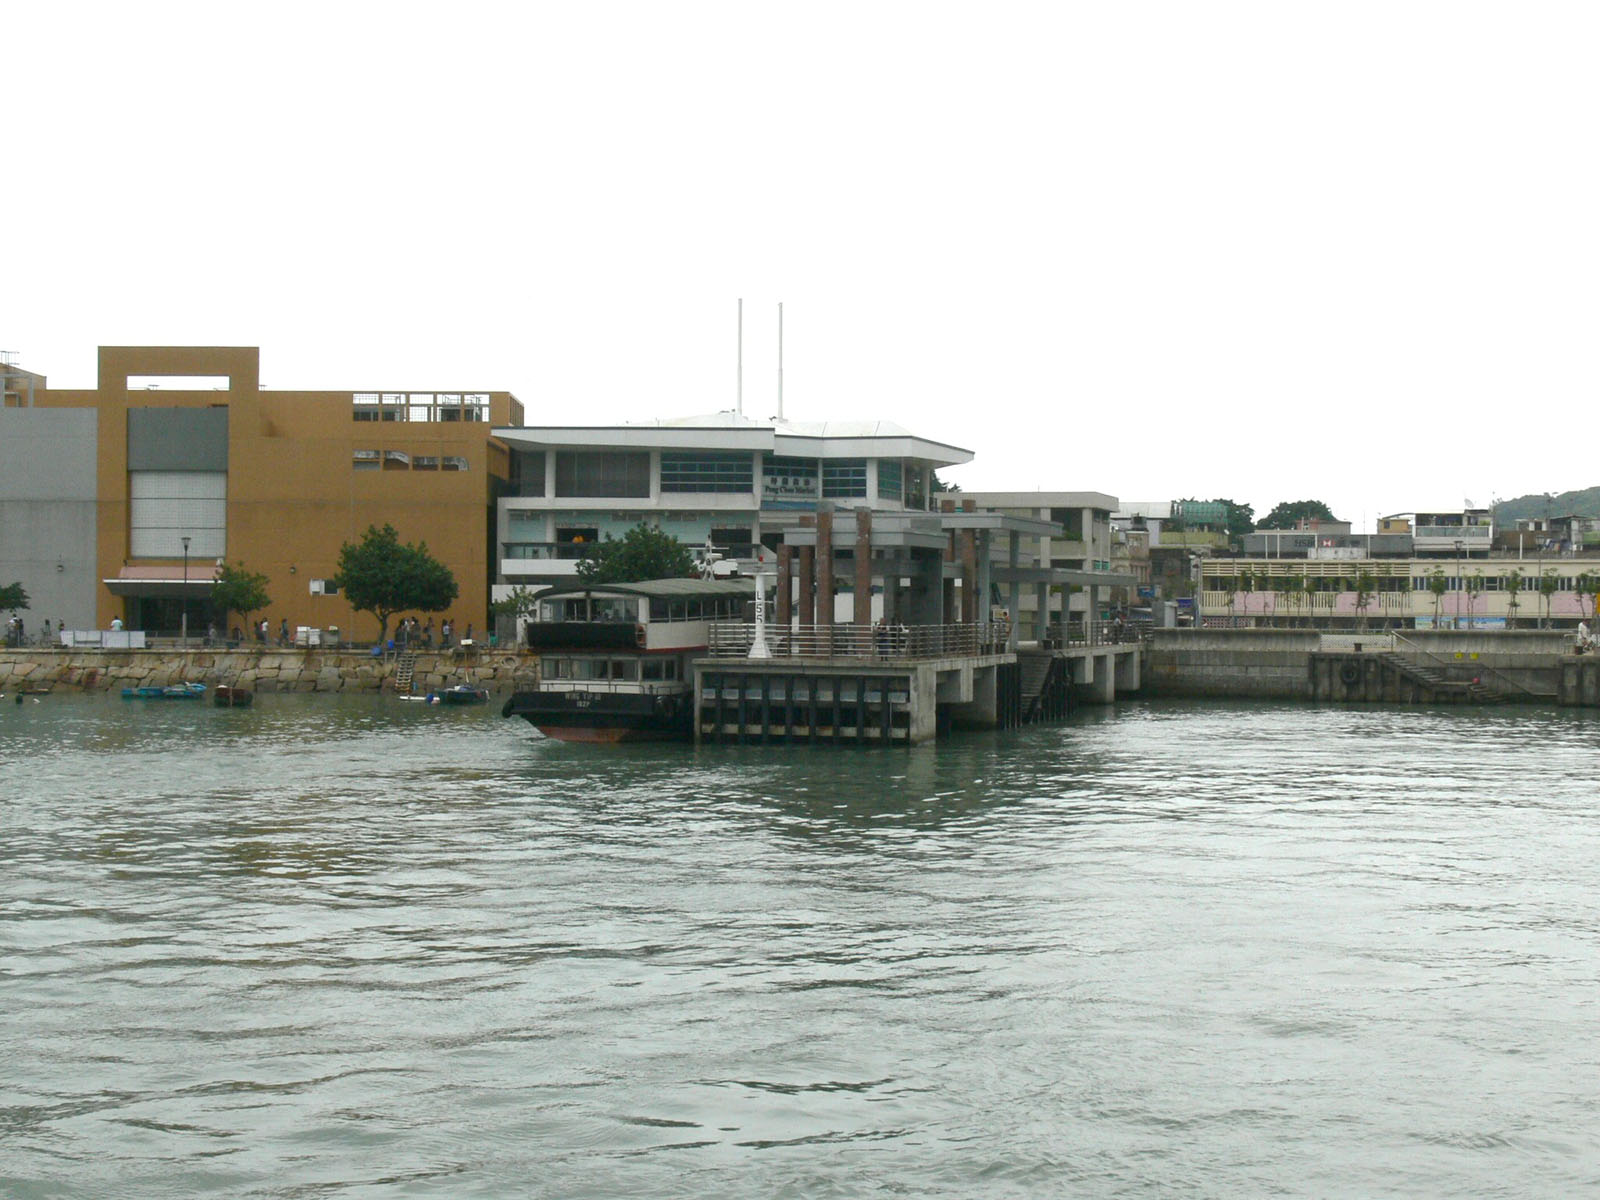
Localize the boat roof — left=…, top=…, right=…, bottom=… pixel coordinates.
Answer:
left=536, top=577, right=757, bottom=600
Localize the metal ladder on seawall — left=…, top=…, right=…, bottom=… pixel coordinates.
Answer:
left=395, top=651, right=418, bottom=695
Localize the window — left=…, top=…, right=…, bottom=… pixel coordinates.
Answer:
left=309, top=579, right=341, bottom=596
left=382, top=450, right=410, bottom=470
left=822, top=459, right=867, bottom=499
left=441, top=456, right=469, bottom=471
left=660, top=452, right=753, bottom=494
left=413, top=456, right=439, bottom=470
left=353, top=449, right=380, bottom=470
left=877, top=460, right=903, bottom=501
left=555, top=451, right=650, bottom=497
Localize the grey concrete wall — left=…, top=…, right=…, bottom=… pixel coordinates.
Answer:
left=0, top=409, right=99, bottom=631
left=1145, top=628, right=1571, bottom=701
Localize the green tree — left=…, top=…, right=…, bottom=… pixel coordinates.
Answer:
left=1465, top=570, right=1485, bottom=630
left=489, top=585, right=544, bottom=644
left=1427, top=568, right=1449, bottom=627
left=1539, top=569, right=1560, bottom=629
left=209, top=561, right=272, bottom=632
left=1215, top=498, right=1255, bottom=546
left=1286, top=574, right=1310, bottom=627
left=1504, top=569, right=1523, bottom=630
left=1354, top=567, right=1376, bottom=631
left=576, top=523, right=697, bottom=585
left=1259, top=499, right=1338, bottom=529
left=0, top=582, right=28, bottom=612
left=1239, top=566, right=1255, bottom=622
left=334, top=523, right=458, bottom=643
left=1578, top=571, right=1600, bottom=625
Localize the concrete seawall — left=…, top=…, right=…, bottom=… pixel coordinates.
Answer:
left=1145, top=629, right=1589, bottom=704
left=0, top=649, right=539, bottom=695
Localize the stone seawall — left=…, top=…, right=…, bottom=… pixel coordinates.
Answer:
left=0, top=649, right=539, bottom=695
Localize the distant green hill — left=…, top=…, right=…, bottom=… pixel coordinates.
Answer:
left=1494, top=487, right=1600, bottom=522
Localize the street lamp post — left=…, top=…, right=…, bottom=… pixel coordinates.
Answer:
left=181, top=536, right=191, bottom=648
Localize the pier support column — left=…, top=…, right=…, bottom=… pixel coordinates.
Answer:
left=1114, top=647, right=1140, bottom=693
left=1007, top=531, right=1021, bottom=652
left=797, top=545, right=815, bottom=627
left=854, top=507, right=873, bottom=630
left=1091, top=652, right=1115, bottom=702
left=816, top=504, right=835, bottom=635
left=1034, top=582, right=1048, bottom=644
left=776, top=545, right=793, bottom=628
left=959, top=530, right=977, bottom=623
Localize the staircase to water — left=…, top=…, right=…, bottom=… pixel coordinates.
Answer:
left=395, top=651, right=418, bottom=695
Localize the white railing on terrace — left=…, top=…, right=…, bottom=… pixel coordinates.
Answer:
left=708, top=622, right=1011, bottom=659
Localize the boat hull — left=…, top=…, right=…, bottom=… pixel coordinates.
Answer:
left=501, top=688, right=692, bottom=743
left=214, top=686, right=254, bottom=707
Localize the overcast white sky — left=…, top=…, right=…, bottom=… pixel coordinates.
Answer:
left=7, top=2, right=1597, bottom=531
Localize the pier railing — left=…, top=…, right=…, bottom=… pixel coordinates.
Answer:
left=707, top=622, right=1011, bottom=660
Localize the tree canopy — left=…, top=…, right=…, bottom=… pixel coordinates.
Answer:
left=335, top=523, right=458, bottom=641
left=0, top=582, right=28, bottom=612
left=209, top=561, right=272, bottom=626
left=1258, top=499, right=1338, bottom=529
left=576, top=523, right=697, bottom=585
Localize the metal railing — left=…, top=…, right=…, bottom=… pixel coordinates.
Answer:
left=707, top=622, right=1011, bottom=660
left=1391, top=631, right=1544, bottom=699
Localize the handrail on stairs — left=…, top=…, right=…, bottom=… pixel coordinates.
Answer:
left=1390, top=632, right=1541, bottom=699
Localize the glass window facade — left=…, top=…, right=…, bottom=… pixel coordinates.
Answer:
left=822, top=459, right=867, bottom=499
left=660, top=452, right=753, bottom=494
left=555, top=451, right=650, bottom=498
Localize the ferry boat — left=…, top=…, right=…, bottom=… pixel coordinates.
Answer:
left=501, top=577, right=756, bottom=743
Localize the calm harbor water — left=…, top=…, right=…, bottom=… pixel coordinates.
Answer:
left=3, top=692, right=1599, bottom=1197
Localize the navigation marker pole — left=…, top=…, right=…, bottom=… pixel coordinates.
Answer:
left=749, top=572, right=772, bottom=659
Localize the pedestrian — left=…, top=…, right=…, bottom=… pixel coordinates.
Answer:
left=205, top=621, right=217, bottom=647
left=111, top=615, right=124, bottom=632
left=41, top=618, right=52, bottom=645
left=464, top=622, right=474, bottom=644
left=442, top=618, right=453, bottom=649
left=257, top=618, right=268, bottom=644
left=423, top=618, right=434, bottom=649
left=279, top=617, right=290, bottom=646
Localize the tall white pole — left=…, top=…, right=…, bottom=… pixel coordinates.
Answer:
left=777, top=301, right=784, bottom=420
left=748, top=572, right=771, bottom=659
left=736, top=298, right=743, bottom=418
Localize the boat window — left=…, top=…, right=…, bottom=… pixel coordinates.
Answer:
left=609, top=660, right=636, bottom=680
left=592, top=598, right=638, bottom=622
left=686, top=600, right=702, bottom=619
left=649, top=598, right=668, bottom=621
left=642, top=659, right=666, bottom=680
left=670, top=601, right=686, bottom=620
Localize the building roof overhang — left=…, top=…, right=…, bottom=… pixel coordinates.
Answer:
left=103, top=565, right=220, bottom=597
left=492, top=419, right=973, bottom=468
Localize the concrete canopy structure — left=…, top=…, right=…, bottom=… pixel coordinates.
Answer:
left=0, top=346, right=522, bottom=640
left=491, top=412, right=972, bottom=593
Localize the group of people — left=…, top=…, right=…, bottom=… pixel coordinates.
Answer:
left=395, top=616, right=474, bottom=651
left=5, top=615, right=63, bottom=647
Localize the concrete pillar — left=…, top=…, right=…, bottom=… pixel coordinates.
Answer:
left=1034, top=582, right=1048, bottom=643
left=776, top=544, right=793, bottom=628
left=1115, top=647, right=1141, bottom=692
left=854, top=507, right=873, bottom=629
left=976, top=529, right=993, bottom=628
left=1007, top=531, right=1021, bottom=652
left=1087, top=584, right=1100, bottom=645
left=797, top=545, right=815, bottom=627
left=959, top=530, right=977, bottom=623
left=816, top=504, right=834, bottom=628
left=1092, top=652, right=1115, bottom=702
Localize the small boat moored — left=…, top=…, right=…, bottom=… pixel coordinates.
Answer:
left=213, top=684, right=254, bottom=707
left=121, top=682, right=207, bottom=700
left=427, top=683, right=490, bottom=705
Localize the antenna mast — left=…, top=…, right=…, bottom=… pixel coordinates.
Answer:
left=736, top=298, right=743, bottom=418
left=777, top=301, right=784, bottom=420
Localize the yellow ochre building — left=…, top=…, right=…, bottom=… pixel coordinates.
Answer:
left=0, top=346, right=522, bottom=640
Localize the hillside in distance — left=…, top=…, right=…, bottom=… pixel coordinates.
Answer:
left=1494, top=487, right=1600, bottom=522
